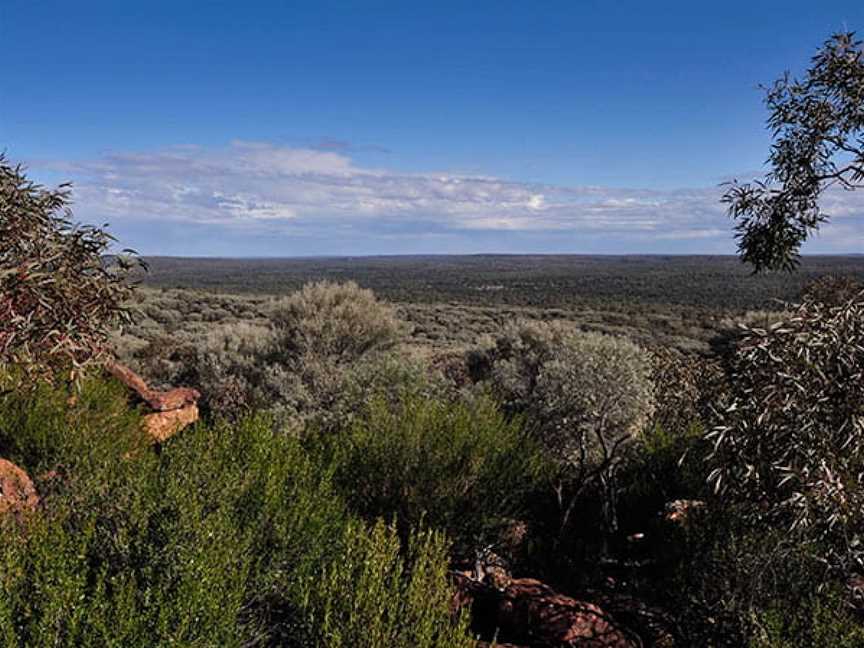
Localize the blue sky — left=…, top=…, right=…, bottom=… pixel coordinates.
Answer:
left=3, top=0, right=864, bottom=256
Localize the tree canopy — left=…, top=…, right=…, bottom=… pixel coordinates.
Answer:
left=0, top=155, right=138, bottom=379
left=725, top=32, right=864, bottom=272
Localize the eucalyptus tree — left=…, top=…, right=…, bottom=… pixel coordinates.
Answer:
left=0, top=155, right=139, bottom=379
left=725, top=32, right=864, bottom=271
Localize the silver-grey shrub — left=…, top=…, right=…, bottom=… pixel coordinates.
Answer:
left=474, top=320, right=656, bottom=535
left=270, top=280, right=406, bottom=366
left=707, top=290, right=864, bottom=574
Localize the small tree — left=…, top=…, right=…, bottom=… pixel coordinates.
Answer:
left=474, top=321, right=656, bottom=539
left=724, top=32, right=864, bottom=272
left=707, top=290, right=864, bottom=575
left=0, top=156, right=137, bottom=379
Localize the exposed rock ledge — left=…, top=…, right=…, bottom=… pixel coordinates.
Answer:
left=106, top=361, right=200, bottom=443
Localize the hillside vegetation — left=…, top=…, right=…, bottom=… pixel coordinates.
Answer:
left=3, top=160, right=864, bottom=647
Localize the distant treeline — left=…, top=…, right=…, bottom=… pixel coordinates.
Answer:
left=135, top=254, right=864, bottom=311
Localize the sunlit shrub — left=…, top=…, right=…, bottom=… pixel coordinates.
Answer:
left=270, top=280, right=406, bottom=366
left=296, top=521, right=474, bottom=648
left=471, top=321, right=655, bottom=537
left=0, top=378, right=472, bottom=647
left=331, top=393, right=542, bottom=553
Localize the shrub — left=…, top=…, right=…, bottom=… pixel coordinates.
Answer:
left=755, top=589, right=864, bottom=648
left=297, top=521, right=474, bottom=648
left=322, top=352, right=455, bottom=432
left=0, top=156, right=138, bottom=380
left=270, top=280, right=406, bottom=366
left=128, top=283, right=412, bottom=424
left=707, top=290, right=864, bottom=574
left=667, top=517, right=830, bottom=646
left=265, top=281, right=408, bottom=424
left=331, top=393, right=542, bottom=554
left=0, top=376, right=473, bottom=647
left=648, top=347, right=726, bottom=436
left=800, top=274, right=864, bottom=306
left=0, top=368, right=148, bottom=482
left=472, top=321, right=656, bottom=538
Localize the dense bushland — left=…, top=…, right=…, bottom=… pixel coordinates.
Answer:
left=4, top=157, right=864, bottom=646
left=0, top=377, right=473, bottom=647
left=6, top=278, right=864, bottom=646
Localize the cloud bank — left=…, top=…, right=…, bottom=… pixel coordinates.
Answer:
left=37, top=141, right=864, bottom=256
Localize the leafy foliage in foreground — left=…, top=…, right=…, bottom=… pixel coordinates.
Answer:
left=708, top=290, right=864, bottom=574
left=0, top=156, right=138, bottom=379
left=0, top=375, right=473, bottom=648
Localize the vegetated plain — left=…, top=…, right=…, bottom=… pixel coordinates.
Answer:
left=7, top=25, right=864, bottom=645
left=129, top=254, right=864, bottom=355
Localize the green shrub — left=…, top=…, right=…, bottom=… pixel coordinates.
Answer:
left=755, top=590, right=864, bottom=648
left=0, top=369, right=149, bottom=486
left=297, top=521, right=473, bottom=648
left=663, top=514, right=864, bottom=647
left=331, top=393, right=542, bottom=553
left=0, top=376, right=473, bottom=648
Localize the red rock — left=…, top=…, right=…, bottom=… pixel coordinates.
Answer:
left=452, top=573, right=637, bottom=647
left=142, top=403, right=199, bottom=443
left=106, top=361, right=200, bottom=412
left=0, top=458, right=39, bottom=516
left=146, top=387, right=200, bottom=412
left=662, top=499, right=705, bottom=527
left=105, top=360, right=200, bottom=443
left=106, top=360, right=153, bottom=402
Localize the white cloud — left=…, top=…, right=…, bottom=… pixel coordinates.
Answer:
left=36, top=141, right=864, bottom=253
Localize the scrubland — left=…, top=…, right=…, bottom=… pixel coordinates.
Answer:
left=4, top=251, right=864, bottom=646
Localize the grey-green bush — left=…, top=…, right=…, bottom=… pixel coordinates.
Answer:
left=270, top=280, right=406, bottom=366
left=472, top=321, right=656, bottom=536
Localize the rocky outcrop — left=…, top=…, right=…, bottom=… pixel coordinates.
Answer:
left=107, top=361, right=200, bottom=442
left=452, top=572, right=639, bottom=647
left=0, top=458, right=39, bottom=517
left=106, top=361, right=199, bottom=412
left=142, top=404, right=200, bottom=443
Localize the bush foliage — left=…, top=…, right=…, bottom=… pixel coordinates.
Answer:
left=0, top=376, right=473, bottom=648
left=331, top=393, right=542, bottom=553
left=708, top=290, right=864, bottom=573
left=471, top=321, right=656, bottom=536
left=0, top=156, right=137, bottom=379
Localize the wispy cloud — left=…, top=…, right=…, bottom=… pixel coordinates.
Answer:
left=34, top=141, right=864, bottom=255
